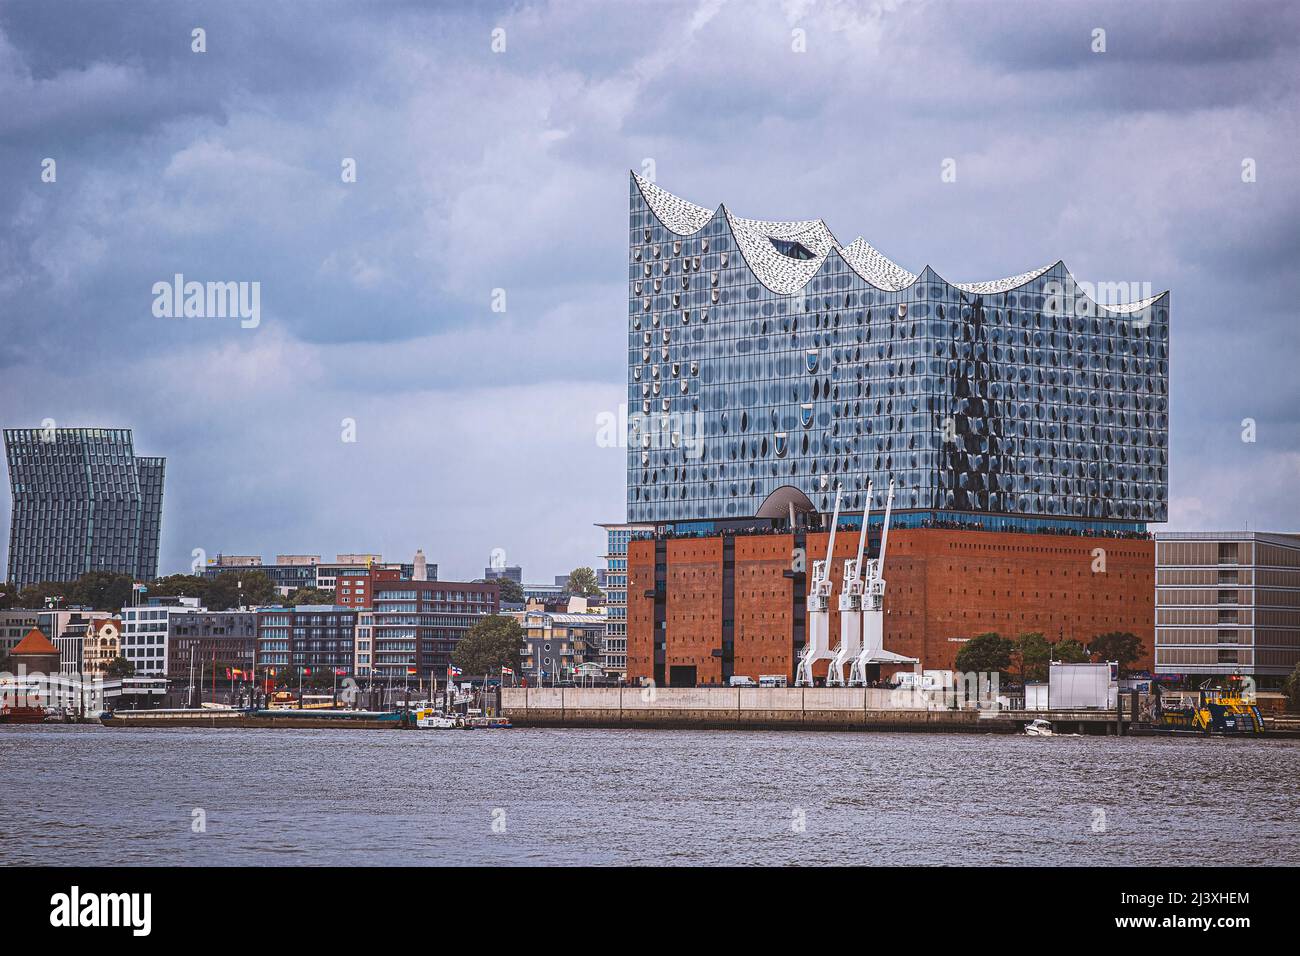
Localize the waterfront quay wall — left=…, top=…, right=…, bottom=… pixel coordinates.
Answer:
left=101, top=710, right=402, bottom=730
left=501, top=687, right=1018, bottom=732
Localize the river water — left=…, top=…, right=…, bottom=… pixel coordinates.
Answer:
left=2, top=725, right=1296, bottom=866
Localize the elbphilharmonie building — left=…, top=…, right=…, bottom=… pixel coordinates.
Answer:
left=627, top=173, right=1169, bottom=531
left=5, top=428, right=165, bottom=587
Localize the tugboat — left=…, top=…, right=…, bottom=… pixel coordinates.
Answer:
left=1158, top=680, right=1265, bottom=735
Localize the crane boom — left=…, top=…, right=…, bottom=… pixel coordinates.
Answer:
left=824, top=486, right=842, bottom=567
left=878, top=479, right=896, bottom=576
left=855, top=480, right=873, bottom=569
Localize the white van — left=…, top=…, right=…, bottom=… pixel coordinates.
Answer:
left=758, top=675, right=788, bottom=688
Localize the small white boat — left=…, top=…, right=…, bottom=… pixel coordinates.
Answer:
left=1024, top=718, right=1055, bottom=737
left=416, top=710, right=458, bottom=729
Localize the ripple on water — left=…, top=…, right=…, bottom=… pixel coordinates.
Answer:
left=1, top=725, right=1297, bottom=866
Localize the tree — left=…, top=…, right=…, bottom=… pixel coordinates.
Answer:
left=565, top=567, right=603, bottom=598
left=1089, top=631, right=1144, bottom=672
left=148, top=574, right=210, bottom=603
left=452, top=615, right=523, bottom=677
left=205, top=570, right=277, bottom=610
left=105, top=656, right=135, bottom=678
left=68, top=572, right=136, bottom=611
left=0, top=582, right=15, bottom=610
left=1283, top=662, right=1300, bottom=713
left=493, top=578, right=524, bottom=604
left=954, top=632, right=1014, bottom=679
left=285, top=588, right=336, bottom=607
left=18, top=581, right=73, bottom=609
left=1014, top=632, right=1053, bottom=684
left=1052, top=639, right=1090, bottom=663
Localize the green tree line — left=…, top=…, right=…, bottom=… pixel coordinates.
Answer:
left=954, top=630, right=1145, bottom=683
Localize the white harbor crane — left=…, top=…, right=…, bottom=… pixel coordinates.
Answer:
left=827, top=480, right=873, bottom=687
left=795, top=486, right=842, bottom=687
left=849, top=478, right=919, bottom=686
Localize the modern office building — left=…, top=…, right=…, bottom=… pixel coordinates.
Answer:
left=521, top=583, right=564, bottom=603
left=4, top=427, right=165, bottom=587
left=596, top=522, right=651, bottom=677
left=626, top=173, right=1168, bottom=529
left=368, top=580, right=498, bottom=682
left=622, top=175, right=1168, bottom=684
left=120, top=599, right=203, bottom=678
left=255, top=605, right=358, bottom=677
left=485, top=564, right=523, bottom=584
left=167, top=611, right=258, bottom=681
left=1155, top=531, right=1300, bottom=684
left=205, top=555, right=317, bottom=594
left=202, top=553, right=430, bottom=598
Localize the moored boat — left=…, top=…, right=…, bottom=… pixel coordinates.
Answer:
left=466, top=716, right=513, bottom=729
left=415, top=708, right=459, bottom=729
left=0, top=705, right=48, bottom=725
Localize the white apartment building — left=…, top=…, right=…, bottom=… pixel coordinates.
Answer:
left=120, top=598, right=203, bottom=677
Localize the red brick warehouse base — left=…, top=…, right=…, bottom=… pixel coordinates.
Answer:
left=627, top=528, right=1154, bottom=686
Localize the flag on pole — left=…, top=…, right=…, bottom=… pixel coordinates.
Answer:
left=500, top=666, right=514, bottom=676
left=447, top=665, right=463, bottom=678
left=302, top=667, right=312, bottom=676
left=406, top=666, right=417, bottom=675
left=334, top=668, right=348, bottom=676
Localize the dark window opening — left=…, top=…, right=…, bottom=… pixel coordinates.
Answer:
left=769, top=238, right=815, bottom=260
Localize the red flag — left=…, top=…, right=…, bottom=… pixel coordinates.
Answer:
left=303, top=667, right=312, bottom=676
left=406, top=666, right=417, bottom=675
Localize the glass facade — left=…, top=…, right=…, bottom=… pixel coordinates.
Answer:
left=626, top=175, right=1169, bottom=529
left=5, top=428, right=166, bottom=587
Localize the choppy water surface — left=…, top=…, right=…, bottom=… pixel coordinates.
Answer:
left=2, top=725, right=1296, bottom=865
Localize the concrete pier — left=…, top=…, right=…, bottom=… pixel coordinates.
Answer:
left=100, top=709, right=406, bottom=730
left=500, top=687, right=1133, bottom=734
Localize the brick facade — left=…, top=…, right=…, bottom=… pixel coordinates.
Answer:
left=629, top=528, right=1154, bottom=685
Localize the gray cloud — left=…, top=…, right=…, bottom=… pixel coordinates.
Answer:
left=1, top=0, right=1297, bottom=584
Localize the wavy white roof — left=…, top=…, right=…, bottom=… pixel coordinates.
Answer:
left=632, top=173, right=1167, bottom=311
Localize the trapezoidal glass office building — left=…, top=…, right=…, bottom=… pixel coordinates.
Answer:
left=5, top=427, right=165, bottom=587
left=627, top=173, right=1169, bottom=531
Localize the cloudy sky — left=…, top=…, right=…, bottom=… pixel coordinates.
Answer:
left=1, top=0, right=1297, bottom=582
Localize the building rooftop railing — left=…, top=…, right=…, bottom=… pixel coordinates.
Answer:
left=635, top=520, right=1153, bottom=543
